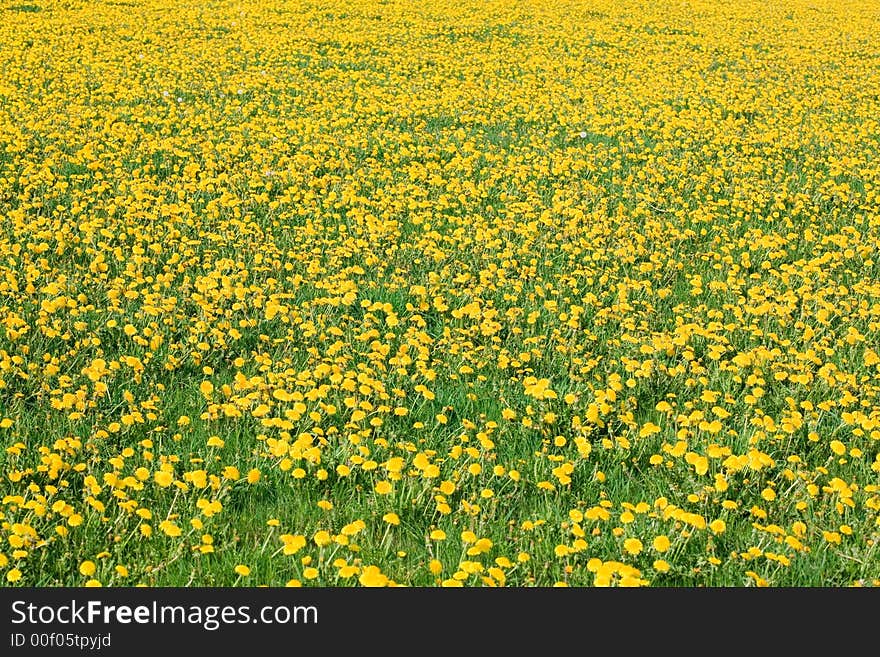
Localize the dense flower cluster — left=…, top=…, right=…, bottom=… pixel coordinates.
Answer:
left=0, top=0, right=878, bottom=586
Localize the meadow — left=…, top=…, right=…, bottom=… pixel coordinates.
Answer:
left=1, top=0, right=879, bottom=587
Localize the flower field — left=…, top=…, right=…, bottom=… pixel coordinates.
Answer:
left=1, top=0, right=879, bottom=587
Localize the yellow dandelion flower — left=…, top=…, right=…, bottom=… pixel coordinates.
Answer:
left=158, top=521, right=181, bottom=537
left=639, top=422, right=661, bottom=438
left=359, top=565, right=389, bottom=587
left=653, top=535, right=671, bottom=552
